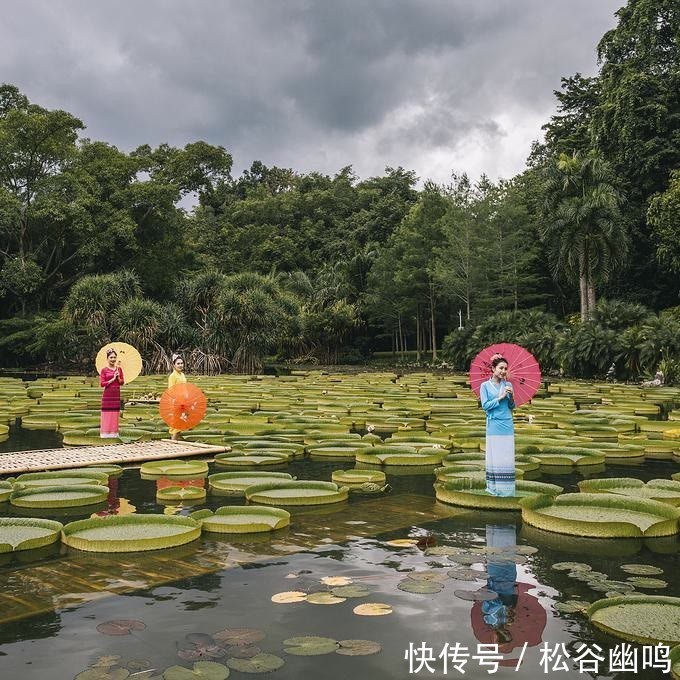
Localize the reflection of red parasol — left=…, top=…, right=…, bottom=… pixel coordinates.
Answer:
left=160, top=383, right=207, bottom=431
left=471, top=583, right=546, bottom=665
left=470, top=343, right=541, bottom=407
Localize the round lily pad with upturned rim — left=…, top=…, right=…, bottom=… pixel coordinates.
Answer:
left=0, top=480, right=12, bottom=502
left=331, top=469, right=386, bottom=485
left=214, top=452, right=290, bottom=467
left=197, top=507, right=290, bottom=534
left=10, top=484, right=109, bottom=508
left=140, top=459, right=209, bottom=477
left=0, top=517, right=63, bottom=553
left=62, top=514, right=200, bottom=552
left=435, top=478, right=562, bottom=510
left=209, top=472, right=292, bottom=496
left=283, top=636, right=339, bottom=656
left=587, top=595, right=680, bottom=645
left=157, top=486, right=207, bottom=502
left=578, top=478, right=680, bottom=506
left=14, top=470, right=109, bottom=487
left=520, top=493, right=680, bottom=538
left=244, top=481, right=348, bottom=506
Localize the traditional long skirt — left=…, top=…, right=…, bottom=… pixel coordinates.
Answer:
left=485, top=419, right=515, bottom=497
left=100, top=385, right=121, bottom=438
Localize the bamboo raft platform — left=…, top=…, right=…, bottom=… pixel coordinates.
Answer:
left=0, top=440, right=228, bottom=475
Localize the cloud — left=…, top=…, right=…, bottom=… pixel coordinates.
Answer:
left=0, top=0, right=622, bottom=185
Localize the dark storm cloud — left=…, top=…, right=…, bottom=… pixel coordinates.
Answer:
left=0, top=0, right=622, bottom=183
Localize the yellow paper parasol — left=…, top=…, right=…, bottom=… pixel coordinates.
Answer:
left=96, top=342, right=142, bottom=383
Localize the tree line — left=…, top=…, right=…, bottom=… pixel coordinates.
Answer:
left=0, top=0, right=678, bottom=379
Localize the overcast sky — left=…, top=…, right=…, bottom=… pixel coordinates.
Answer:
left=2, top=1, right=623, bottom=186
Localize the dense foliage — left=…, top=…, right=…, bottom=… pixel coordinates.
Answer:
left=0, top=0, right=678, bottom=379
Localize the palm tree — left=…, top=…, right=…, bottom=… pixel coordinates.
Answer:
left=541, top=151, right=627, bottom=320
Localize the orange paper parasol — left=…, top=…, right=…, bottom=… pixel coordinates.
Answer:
left=159, top=383, right=207, bottom=431
left=96, top=342, right=142, bottom=383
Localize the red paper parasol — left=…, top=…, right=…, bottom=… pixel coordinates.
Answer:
left=159, top=383, right=207, bottom=431
left=470, top=343, right=541, bottom=407
left=471, top=582, right=546, bottom=665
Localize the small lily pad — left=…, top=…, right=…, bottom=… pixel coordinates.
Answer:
left=406, top=569, right=447, bottom=582
left=397, top=579, right=444, bottom=594
left=447, top=568, right=486, bottom=581
left=225, top=653, right=284, bottom=673
left=305, top=592, right=346, bottom=605
left=626, top=577, right=668, bottom=589
left=384, top=539, right=418, bottom=548
left=283, top=636, right=339, bottom=656
left=353, top=603, right=393, bottom=616
left=222, top=647, right=260, bottom=659
left=336, top=640, right=382, bottom=656
left=330, top=585, right=370, bottom=598
left=454, top=589, right=499, bottom=602
left=162, top=661, right=229, bottom=680
left=213, top=628, right=265, bottom=647
left=320, top=576, right=353, bottom=586
left=74, top=668, right=130, bottom=680
left=554, top=600, right=590, bottom=614
left=620, top=564, right=664, bottom=576
left=552, top=562, right=592, bottom=572
left=96, top=619, right=146, bottom=636
left=271, top=591, right=306, bottom=604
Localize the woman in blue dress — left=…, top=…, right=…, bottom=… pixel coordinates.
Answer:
left=480, top=354, right=516, bottom=496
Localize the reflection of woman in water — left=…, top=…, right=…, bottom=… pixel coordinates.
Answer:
left=471, top=525, right=546, bottom=667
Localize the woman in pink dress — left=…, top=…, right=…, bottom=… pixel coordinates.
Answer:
left=100, top=348, right=125, bottom=438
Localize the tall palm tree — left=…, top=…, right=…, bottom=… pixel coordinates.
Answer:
left=541, top=151, right=627, bottom=320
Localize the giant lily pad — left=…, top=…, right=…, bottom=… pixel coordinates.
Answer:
left=671, top=644, right=680, bottom=680
left=62, top=514, right=201, bottom=552
left=435, top=479, right=562, bottom=510
left=0, top=517, right=63, bottom=552
left=140, top=460, right=209, bottom=477
left=157, top=486, right=207, bottom=502
left=196, top=507, right=290, bottom=533
left=353, top=603, right=392, bottom=616
left=588, top=595, right=680, bottom=645
left=214, top=452, right=289, bottom=467
left=520, top=493, right=680, bottom=538
left=209, top=472, right=293, bottom=496
left=0, top=480, right=11, bottom=502
left=10, top=484, right=109, bottom=508
left=578, top=478, right=680, bottom=506
left=163, top=661, right=229, bottom=680
left=527, top=447, right=606, bottom=467
left=336, top=640, right=382, bottom=656
left=245, top=481, right=348, bottom=506
left=331, top=469, right=386, bottom=486
left=355, top=449, right=443, bottom=466
left=14, top=470, right=109, bottom=487
left=283, top=636, right=339, bottom=656
left=226, top=654, right=284, bottom=673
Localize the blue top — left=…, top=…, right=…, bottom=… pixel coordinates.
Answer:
left=480, top=379, right=515, bottom=436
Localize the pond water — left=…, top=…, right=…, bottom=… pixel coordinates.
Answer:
left=0, top=425, right=678, bottom=679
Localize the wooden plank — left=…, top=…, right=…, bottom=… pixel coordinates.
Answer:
left=0, top=440, right=227, bottom=475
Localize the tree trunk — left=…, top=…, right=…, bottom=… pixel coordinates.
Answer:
left=579, top=274, right=588, bottom=321
left=587, top=279, right=596, bottom=317
left=398, top=314, right=404, bottom=359
left=430, top=301, right=437, bottom=361
left=415, top=309, right=421, bottom=362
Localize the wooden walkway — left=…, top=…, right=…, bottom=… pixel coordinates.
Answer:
left=0, top=440, right=228, bottom=475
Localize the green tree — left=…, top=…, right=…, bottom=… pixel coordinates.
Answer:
left=647, top=170, right=680, bottom=274
left=541, top=152, right=627, bottom=320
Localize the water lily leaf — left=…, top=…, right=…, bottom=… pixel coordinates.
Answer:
left=226, top=654, right=284, bottom=673
left=447, top=568, right=486, bottom=581
left=271, top=591, right=306, bottom=604
left=446, top=553, right=481, bottom=565
left=406, top=570, right=447, bottom=582
left=74, top=668, right=130, bottom=680
left=162, top=661, right=229, bottom=680
left=330, top=585, right=370, bottom=598
left=626, top=577, right=668, bottom=589
left=384, top=539, right=418, bottom=548
left=213, top=628, right=265, bottom=646
left=397, top=579, right=443, bottom=594
left=178, top=646, right=226, bottom=661
left=223, top=646, right=261, bottom=659
left=283, top=636, right=339, bottom=656
left=91, top=657, right=121, bottom=669
left=509, top=545, right=539, bottom=555
left=620, top=564, right=664, bottom=576
left=423, top=546, right=461, bottom=556
left=454, top=589, right=498, bottom=602
left=554, top=600, right=590, bottom=614
left=552, top=562, right=592, bottom=572
left=336, top=640, right=382, bottom=656
left=320, top=576, right=352, bottom=586
left=186, top=634, right=218, bottom=647
left=353, top=603, right=393, bottom=616
left=96, top=619, right=146, bottom=635
left=305, top=592, right=346, bottom=605
left=126, top=660, right=152, bottom=672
